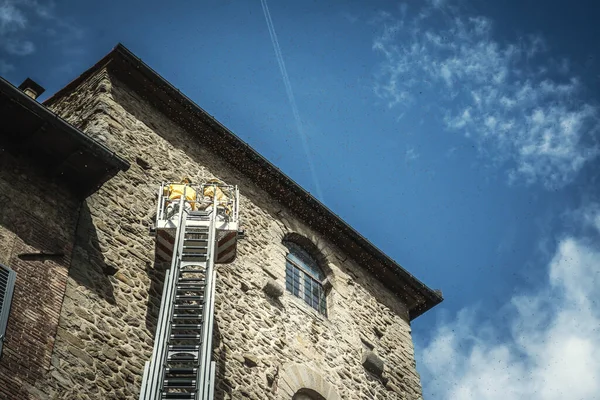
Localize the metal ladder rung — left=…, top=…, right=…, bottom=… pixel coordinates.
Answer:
left=176, top=289, right=204, bottom=295
left=185, top=226, right=209, bottom=231
left=176, top=280, right=204, bottom=285
left=172, top=314, right=202, bottom=321
left=168, top=344, right=201, bottom=351
left=175, top=295, right=204, bottom=301
left=165, top=367, right=198, bottom=375
left=177, top=277, right=206, bottom=284
left=184, top=236, right=208, bottom=242
left=170, top=333, right=202, bottom=340
left=175, top=291, right=204, bottom=296
left=161, top=393, right=196, bottom=400
left=163, top=378, right=197, bottom=388
left=179, top=268, right=206, bottom=274
left=170, top=323, right=203, bottom=330
left=173, top=304, right=203, bottom=310
left=184, top=234, right=208, bottom=238
left=182, top=245, right=208, bottom=251
left=185, top=231, right=208, bottom=236
left=176, top=281, right=204, bottom=287
left=169, top=344, right=201, bottom=352
left=167, top=352, right=199, bottom=361
left=179, top=265, right=207, bottom=272
left=183, top=243, right=207, bottom=250
left=181, top=254, right=207, bottom=261
left=183, top=238, right=208, bottom=243
left=177, top=271, right=206, bottom=284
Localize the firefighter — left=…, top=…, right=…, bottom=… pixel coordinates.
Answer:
left=164, top=177, right=197, bottom=218
left=202, top=178, right=232, bottom=217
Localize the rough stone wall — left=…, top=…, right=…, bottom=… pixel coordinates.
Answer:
left=0, top=151, right=80, bottom=400
left=43, top=67, right=424, bottom=400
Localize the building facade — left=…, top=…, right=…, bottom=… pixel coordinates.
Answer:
left=0, top=44, right=442, bottom=400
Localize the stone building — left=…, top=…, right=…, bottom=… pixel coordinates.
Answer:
left=0, top=44, right=442, bottom=400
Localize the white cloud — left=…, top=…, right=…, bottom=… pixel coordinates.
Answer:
left=3, top=38, right=34, bottom=55
left=372, top=3, right=600, bottom=188
left=0, top=0, right=83, bottom=59
left=405, top=146, right=419, bottom=162
left=28, top=0, right=54, bottom=19
left=587, top=211, right=600, bottom=233
left=419, top=206, right=600, bottom=400
left=0, top=2, right=26, bottom=34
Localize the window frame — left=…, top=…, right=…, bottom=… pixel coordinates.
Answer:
left=284, top=242, right=327, bottom=317
left=0, top=263, right=16, bottom=357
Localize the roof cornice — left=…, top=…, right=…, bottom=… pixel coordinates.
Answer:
left=44, top=43, right=443, bottom=320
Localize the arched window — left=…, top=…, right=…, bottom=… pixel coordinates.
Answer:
left=284, top=241, right=327, bottom=316
left=292, top=388, right=326, bottom=400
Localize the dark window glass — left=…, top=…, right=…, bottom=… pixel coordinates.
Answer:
left=283, top=241, right=327, bottom=316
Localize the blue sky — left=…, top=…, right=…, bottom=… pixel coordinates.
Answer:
left=2, top=0, right=600, bottom=398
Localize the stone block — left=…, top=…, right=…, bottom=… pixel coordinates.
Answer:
left=67, top=346, right=94, bottom=367
left=243, top=353, right=259, bottom=367
left=233, top=353, right=245, bottom=363
left=385, top=381, right=403, bottom=394
left=362, top=350, right=385, bottom=377
left=263, top=279, right=283, bottom=298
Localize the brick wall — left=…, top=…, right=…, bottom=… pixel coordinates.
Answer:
left=0, top=151, right=80, bottom=400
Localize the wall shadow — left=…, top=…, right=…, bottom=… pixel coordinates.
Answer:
left=68, top=201, right=117, bottom=305
left=213, top=319, right=230, bottom=400
left=144, top=258, right=168, bottom=335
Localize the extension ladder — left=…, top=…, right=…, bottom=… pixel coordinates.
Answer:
left=140, top=182, right=239, bottom=400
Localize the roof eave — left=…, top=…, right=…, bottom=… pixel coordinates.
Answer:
left=43, top=43, right=443, bottom=320
left=1, top=76, right=130, bottom=198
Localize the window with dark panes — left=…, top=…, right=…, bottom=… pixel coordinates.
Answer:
left=284, top=241, right=327, bottom=316
left=0, top=264, right=16, bottom=357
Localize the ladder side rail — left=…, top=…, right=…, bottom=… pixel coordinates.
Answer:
left=208, top=361, right=217, bottom=399
left=139, top=360, right=151, bottom=399
left=158, top=190, right=192, bottom=395
left=196, top=261, right=214, bottom=400
left=156, top=182, right=165, bottom=223
left=196, top=188, right=219, bottom=400
left=235, top=186, right=239, bottom=223
left=144, top=264, right=175, bottom=400
left=198, top=265, right=216, bottom=399
left=202, top=268, right=218, bottom=399
left=146, top=194, right=188, bottom=399
left=203, top=185, right=231, bottom=396
left=204, top=190, right=221, bottom=397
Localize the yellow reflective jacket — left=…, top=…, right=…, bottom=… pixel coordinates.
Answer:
left=203, top=185, right=231, bottom=214
left=164, top=184, right=197, bottom=210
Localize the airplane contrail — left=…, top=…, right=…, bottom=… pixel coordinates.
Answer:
left=260, top=0, right=324, bottom=202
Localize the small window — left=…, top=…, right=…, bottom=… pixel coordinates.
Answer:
left=284, top=241, right=327, bottom=316
left=0, top=264, right=16, bottom=356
